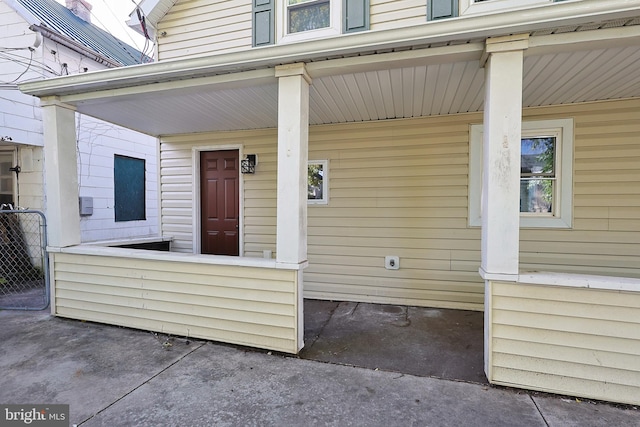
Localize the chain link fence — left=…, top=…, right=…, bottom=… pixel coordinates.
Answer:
left=0, top=209, right=48, bottom=310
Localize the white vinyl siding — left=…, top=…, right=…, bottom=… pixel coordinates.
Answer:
left=161, top=116, right=484, bottom=311
left=304, top=116, right=481, bottom=309
left=156, top=0, right=430, bottom=59
left=2, top=2, right=159, bottom=241
left=370, top=0, right=426, bottom=31
left=160, top=129, right=278, bottom=253
left=489, top=280, right=640, bottom=405
left=160, top=98, right=640, bottom=310
left=157, top=0, right=252, bottom=61
left=77, top=116, right=159, bottom=242
left=52, top=249, right=300, bottom=353
left=519, top=99, right=640, bottom=278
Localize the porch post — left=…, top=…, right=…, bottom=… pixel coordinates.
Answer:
left=480, top=34, right=528, bottom=377
left=274, top=63, right=311, bottom=266
left=41, top=98, right=81, bottom=248
left=276, top=63, right=310, bottom=352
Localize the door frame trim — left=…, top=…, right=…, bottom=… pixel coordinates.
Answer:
left=192, top=144, right=244, bottom=256
left=0, top=148, right=18, bottom=208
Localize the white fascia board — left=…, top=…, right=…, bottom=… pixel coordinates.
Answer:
left=19, top=0, right=640, bottom=99
left=127, top=0, right=173, bottom=39
left=128, top=0, right=177, bottom=28
left=527, top=25, right=640, bottom=57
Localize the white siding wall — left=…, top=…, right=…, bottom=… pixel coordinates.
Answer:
left=157, top=0, right=252, bottom=61
left=304, top=116, right=481, bottom=309
left=520, top=99, right=640, bottom=279
left=161, top=116, right=484, bottom=310
left=156, top=0, right=428, bottom=60
left=52, top=248, right=301, bottom=353
left=489, top=280, right=640, bottom=405
left=1, top=2, right=159, bottom=241
left=160, top=98, right=640, bottom=310
left=77, top=115, right=159, bottom=242
left=0, top=1, right=44, bottom=147
left=370, top=0, right=426, bottom=31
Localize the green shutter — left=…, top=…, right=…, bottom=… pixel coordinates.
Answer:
left=343, top=0, right=369, bottom=33
left=427, top=0, right=458, bottom=21
left=253, top=0, right=274, bottom=46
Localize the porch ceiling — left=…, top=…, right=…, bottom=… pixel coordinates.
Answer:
left=35, top=21, right=640, bottom=137
left=70, top=43, right=640, bottom=137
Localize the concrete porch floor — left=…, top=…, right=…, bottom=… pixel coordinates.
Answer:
left=300, top=300, right=487, bottom=384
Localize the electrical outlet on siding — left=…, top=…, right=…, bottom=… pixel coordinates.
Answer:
left=385, top=256, right=400, bottom=270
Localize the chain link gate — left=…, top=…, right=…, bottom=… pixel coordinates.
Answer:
left=0, top=210, right=48, bottom=310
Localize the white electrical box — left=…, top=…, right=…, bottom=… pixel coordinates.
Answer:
left=385, top=256, right=400, bottom=270
left=79, top=196, right=93, bottom=216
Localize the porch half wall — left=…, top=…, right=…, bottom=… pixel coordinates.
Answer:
left=49, top=247, right=302, bottom=354
left=487, top=279, right=640, bottom=406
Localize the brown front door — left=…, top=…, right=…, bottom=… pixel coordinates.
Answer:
left=200, top=150, right=239, bottom=256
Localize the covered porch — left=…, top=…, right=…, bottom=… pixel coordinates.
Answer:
left=20, top=17, right=640, bottom=404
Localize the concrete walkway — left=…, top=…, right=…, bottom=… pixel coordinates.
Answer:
left=1, top=308, right=638, bottom=426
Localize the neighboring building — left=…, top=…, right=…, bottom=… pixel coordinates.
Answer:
left=1, top=0, right=158, bottom=242
left=19, top=0, right=640, bottom=406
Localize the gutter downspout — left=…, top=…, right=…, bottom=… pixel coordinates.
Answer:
left=29, top=24, right=122, bottom=68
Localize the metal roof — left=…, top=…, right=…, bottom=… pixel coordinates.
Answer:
left=15, top=0, right=148, bottom=66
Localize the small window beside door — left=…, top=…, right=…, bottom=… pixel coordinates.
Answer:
left=308, top=160, right=328, bottom=205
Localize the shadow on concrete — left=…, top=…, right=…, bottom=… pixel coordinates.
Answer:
left=300, top=299, right=487, bottom=384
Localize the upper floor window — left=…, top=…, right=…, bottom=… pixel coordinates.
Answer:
left=279, top=0, right=341, bottom=43
left=288, top=0, right=330, bottom=33
left=253, top=0, right=369, bottom=46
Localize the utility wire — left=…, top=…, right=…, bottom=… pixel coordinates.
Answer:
left=96, top=0, right=145, bottom=51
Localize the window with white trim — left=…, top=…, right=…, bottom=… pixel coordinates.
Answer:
left=278, top=0, right=341, bottom=43
left=469, top=118, right=573, bottom=228
left=253, top=0, right=368, bottom=46
left=308, top=160, right=328, bottom=204
left=288, top=0, right=330, bottom=33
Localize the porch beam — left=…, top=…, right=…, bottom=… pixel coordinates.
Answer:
left=275, top=63, right=311, bottom=266
left=40, top=98, right=81, bottom=248
left=479, top=34, right=528, bottom=281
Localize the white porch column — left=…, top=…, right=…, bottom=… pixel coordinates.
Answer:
left=41, top=98, right=81, bottom=248
left=480, top=34, right=528, bottom=378
left=480, top=34, right=528, bottom=280
left=275, top=63, right=311, bottom=266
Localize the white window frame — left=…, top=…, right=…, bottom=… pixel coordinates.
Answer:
left=277, top=0, right=341, bottom=44
left=460, top=0, right=558, bottom=16
left=308, top=160, right=329, bottom=205
left=469, top=118, right=573, bottom=228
